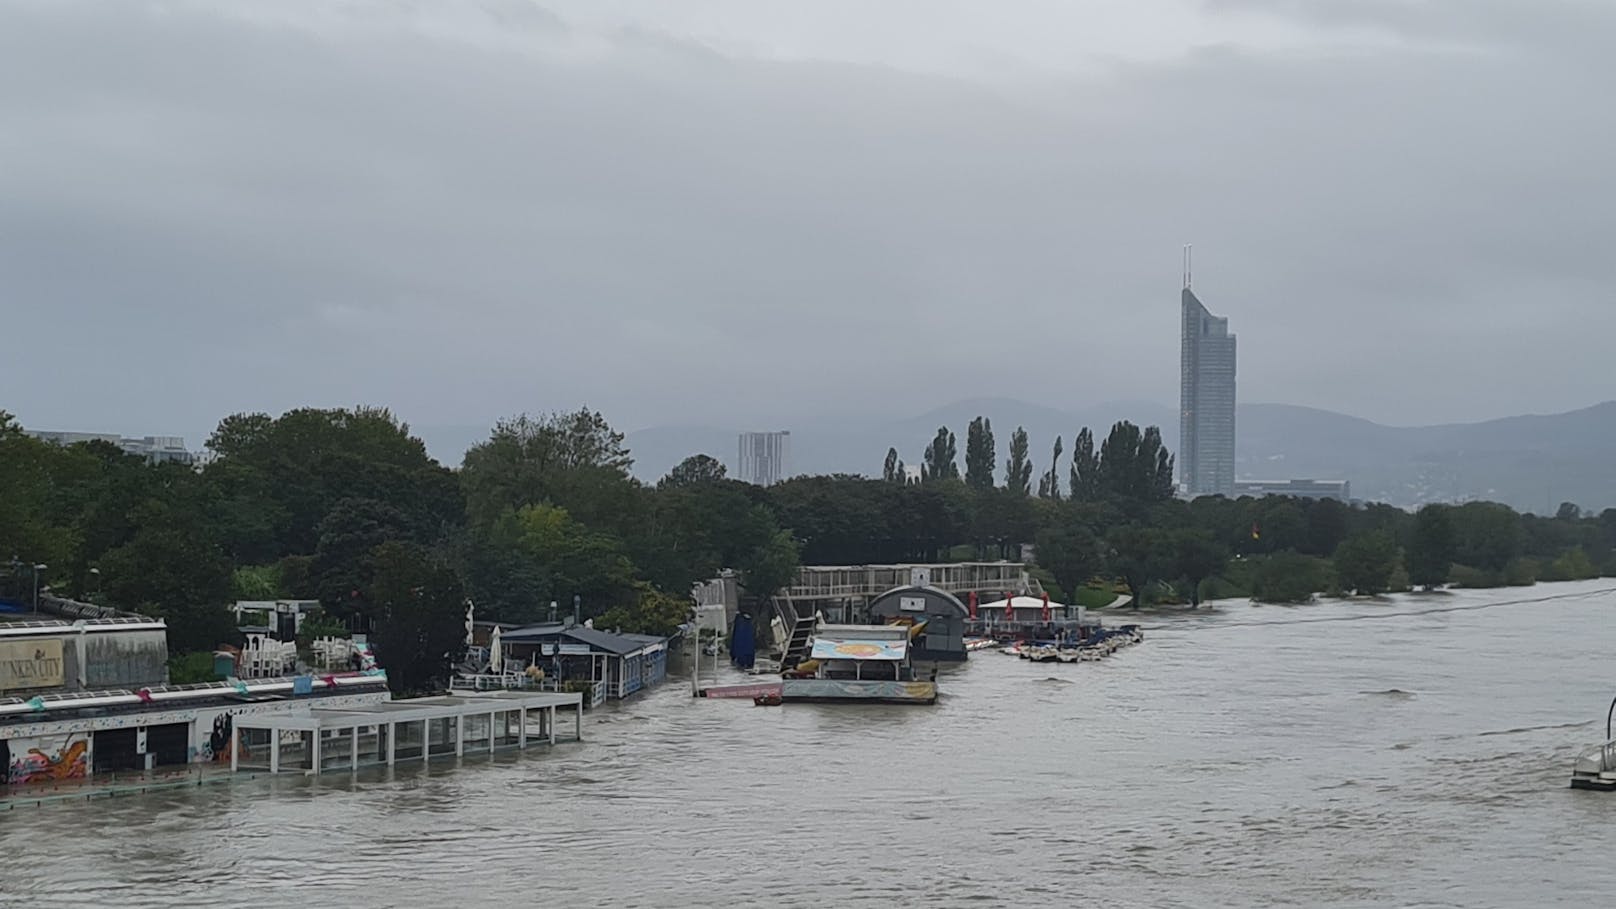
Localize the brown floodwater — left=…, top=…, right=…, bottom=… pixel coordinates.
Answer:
left=5, top=580, right=1616, bottom=908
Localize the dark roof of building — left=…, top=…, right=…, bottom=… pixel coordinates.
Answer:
left=500, top=623, right=666, bottom=655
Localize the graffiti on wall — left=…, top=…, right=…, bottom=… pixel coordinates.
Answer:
left=0, top=692, right=388, bottom=741
left=8, top=734, right=89, bottom=784
left=204, top=712, right=255, bottom=763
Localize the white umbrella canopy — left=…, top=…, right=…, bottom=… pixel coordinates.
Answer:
left=489, top=624, right=503, bottom=674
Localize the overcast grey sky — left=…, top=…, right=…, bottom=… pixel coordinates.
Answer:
left=4, top=0, right=1612, bottom=444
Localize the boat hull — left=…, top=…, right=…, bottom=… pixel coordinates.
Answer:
left=780, top=678, right=937, bottom=705
left=698, top=682, right=782, bottom=699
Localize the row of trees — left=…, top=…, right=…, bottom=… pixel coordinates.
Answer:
left=886, top=419, right=1175, bottom=503
left=6, top=404, right=1616, bottom=690
left=854, top=415, right=1616, bottom=608
left=0, top=408, right=800, bottom=693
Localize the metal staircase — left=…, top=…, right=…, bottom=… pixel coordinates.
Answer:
left=772, top=596, right=817, bottom=669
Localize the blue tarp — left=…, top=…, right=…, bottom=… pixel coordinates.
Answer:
left=731, top=613, right=756, bottom=669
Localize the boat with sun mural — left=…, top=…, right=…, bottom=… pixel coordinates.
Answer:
left=779, top=624, right=937, bottom=705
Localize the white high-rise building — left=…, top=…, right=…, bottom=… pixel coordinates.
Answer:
left=737, top=431, right=790, bottom=486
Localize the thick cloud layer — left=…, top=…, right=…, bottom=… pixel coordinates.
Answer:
left=3, top=0, right=1610, bottom=446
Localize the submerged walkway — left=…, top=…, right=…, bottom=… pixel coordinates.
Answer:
left=233, top=689, right=583, bottom=775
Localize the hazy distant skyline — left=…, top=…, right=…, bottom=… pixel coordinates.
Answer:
left=5, top=0, right=1613, bottom=445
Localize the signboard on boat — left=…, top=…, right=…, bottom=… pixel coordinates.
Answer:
left=808, top=638, right=908, bottom=661
left=0, top=639, right=65, bottom=691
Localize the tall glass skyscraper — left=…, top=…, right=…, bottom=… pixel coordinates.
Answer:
left=1179, top=286, right=1236, bottom=497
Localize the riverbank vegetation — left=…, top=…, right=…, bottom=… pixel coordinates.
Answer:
left=4, top=407, right=1614, bottom=688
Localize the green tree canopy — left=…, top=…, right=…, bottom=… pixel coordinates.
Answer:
left=1069, top=427, right=1099, bottom=502
left=659, top=454, right=727, bottom=490
left=1034, top=505, right=1101, bottom=601
left=461, top=408, right=633, bottom=529
left=598, top=583, right=694, bottom=638
left=882, top=447, right=903, bottom=483
left=1334, top=530, right=1399, bottom=595
left=965, top=417, right=996, bottom=490
left=1095, top=422, right=1175, bottom=502
left=99, top=514, right=237, bottom=655
left=1406, top=505, right=1456, bottom=588
left=1252, top=551, right=1332, bottom=603
left=1004, top=427, right=1033, bottom=496
left=922, top=427, right=959, bottom=483
left=1170, top=529, right=1229, bottom=607
left=1038, top=435, right=1064, bottom=500
left=1106, top=524, right=1172, bottom=609
left=366, top=541, right=467, bottom=694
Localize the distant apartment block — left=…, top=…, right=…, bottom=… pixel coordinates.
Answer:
left=737, top=431, right=790, bottom=486
left=1234, top=479, right=1352, bottom=502
left=25, top=430, right=197, bottom=466
left=1180, top=282, right=1237, bottom=498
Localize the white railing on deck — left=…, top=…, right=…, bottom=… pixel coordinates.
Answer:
left=777, top=562, right=1039, bottom=602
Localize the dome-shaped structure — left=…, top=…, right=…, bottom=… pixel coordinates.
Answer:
left=866, top=585, right=969, bottom=663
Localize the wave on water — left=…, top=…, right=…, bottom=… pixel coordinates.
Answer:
left=1477, top=721, right=1592, bottom=737
left=1362, top=689, right=1416, bottom=698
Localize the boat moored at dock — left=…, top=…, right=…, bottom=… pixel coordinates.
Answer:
left=1017, top=625, right=1143, bottom=664
left=780, top=625, right=937, bottom=705
left=1570, top=694, right=1616, bottom=791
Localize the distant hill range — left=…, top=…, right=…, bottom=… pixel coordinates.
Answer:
left=611, top=398, right=1616, bottom=515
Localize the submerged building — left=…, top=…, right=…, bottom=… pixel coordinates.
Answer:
left=1179, top=275, right=1237, bottom=498
left=496, top=624, right=670, bottom=703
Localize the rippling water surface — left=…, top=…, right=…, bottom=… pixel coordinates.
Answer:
left=7, top=580, right=1616, bottom=908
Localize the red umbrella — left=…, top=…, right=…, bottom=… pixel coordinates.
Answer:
left=1041, top=591, right=1051, bottom=622
left=967, top=590, right=978, bottom=620
left=1004, top=593, right=1017, bottom=625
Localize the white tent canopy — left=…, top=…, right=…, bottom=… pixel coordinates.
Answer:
left=977, top=594, right=1087, bottom=623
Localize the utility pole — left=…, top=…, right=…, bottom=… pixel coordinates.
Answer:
left=32, top=563, right=46, bottom=614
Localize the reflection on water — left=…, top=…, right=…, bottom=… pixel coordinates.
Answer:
left=6, top=581, right=1616, bottom=908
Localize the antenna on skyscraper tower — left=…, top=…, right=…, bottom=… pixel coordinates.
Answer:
left=1183, top=244, right=1193, bottom=289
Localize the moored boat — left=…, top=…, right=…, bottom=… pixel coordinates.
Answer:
left=698, top=681, right=782, bottom=699
left=1571, top=694, right=1616, bottom=791
left=780, top=625, right=937, bottom=705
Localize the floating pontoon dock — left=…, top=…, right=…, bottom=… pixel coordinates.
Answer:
left=230, top=690, right=583, bottom=776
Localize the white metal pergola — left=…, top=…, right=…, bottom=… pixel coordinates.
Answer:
left=230, top=690, right=584, bottom=775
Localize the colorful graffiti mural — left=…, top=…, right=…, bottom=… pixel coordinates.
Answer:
left=8, top=735, right=89, bottom=784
